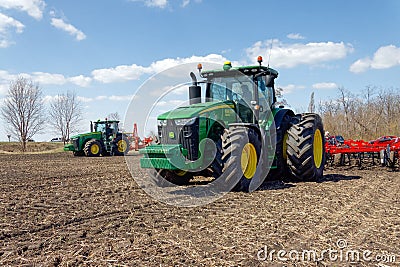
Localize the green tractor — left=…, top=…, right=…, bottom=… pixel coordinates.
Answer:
left=64, top=120, right=130, bottom=157
left=140, top=57, right=325, bottom=191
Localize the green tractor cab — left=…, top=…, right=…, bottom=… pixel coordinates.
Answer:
left=140, top=57, right=325, bottom=191
left=64, top=120, right=130, bottom=157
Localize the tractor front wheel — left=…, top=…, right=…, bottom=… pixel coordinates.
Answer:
left=286, top=113, right=325, bottom=182
left=84, top=139, right=103, bottom=157
left=222, top=126, right=261, bottom=192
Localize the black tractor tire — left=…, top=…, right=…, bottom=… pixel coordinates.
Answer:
left=150, top=169, right=193, bottom=186
left=206, top=138, right=224, bottom=178
left=205, top=120, right=226, bottom=178
left=84, top=139, right=103, bottom=157
left=267, top=114, right=292, bottom=181
left=221, top=126, right=261, bottom=192
left=286, top=113, right=325, bottom=182
left=113, top=135, right=130, bottom=156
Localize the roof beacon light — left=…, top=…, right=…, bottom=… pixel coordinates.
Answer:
left=257, top=56, right=263, bottom=66
left=223, top=61, right=232, bottom=70
left=197, top=63, right=202, bottom=72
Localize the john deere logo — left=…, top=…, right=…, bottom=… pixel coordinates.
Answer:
left=169, top=132, right=175, bottom=139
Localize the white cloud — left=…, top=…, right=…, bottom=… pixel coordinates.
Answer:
left=77, top=96, right=94, bottom=103
left=350, top=45, right=400, bottom=73
left=278, top=84, right=305, bottom=94
left=130, top=0, right=168, bottom=8
left=0, top=13, right=24, bottom=33
left=0, top=12, right=25, bottom=48
left=246, top=39, right=354, bottom=68
left=92, top=54, right=227, bottom=83
left=150, top=54, right=226, bottom=73
left=181, top=0, right=190, bottom=7
left=0, top=70, right=17, bottom=81
left=0, top=82, right=7, bottom=95
left=312, top=82, right=337, bottom=90
left=50, top=18, right=86, bottom=41
left=108, top=95, right=133, bottom=101
left=287, top=33, right=305, bottom=40
left=349, top=58, right=372, bottom=73
left=146, top=0, right=168, bottom=8
left=95, top=95, right=107, bottom=101
left=0, top=0, right=45, bottom=20
left=91, top=64, right=152, bottom=83
left=68, top=75, right=92, bottom=87
left=0, top=70, right=92, bottom=87
left=31, top=72, right=66, bottom=85
left=76, top=95, right=134, bottom=103
left=43, top=94, right=70, bottom=104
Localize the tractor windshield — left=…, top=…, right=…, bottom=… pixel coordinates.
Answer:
left=208, top=76, right=253, bottom=104
left=256, top=76, right=274, bottom=108
left=94, top=122, right=117, bottom=133
left=94, top=123, right=106, bottom=133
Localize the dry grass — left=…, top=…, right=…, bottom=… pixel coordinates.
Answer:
left=0, top=142, right=64, bottom=154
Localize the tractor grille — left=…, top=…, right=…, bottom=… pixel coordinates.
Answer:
left=158, top=119, right=199, bottom=160
left=71, top=138, right=79, bottom=150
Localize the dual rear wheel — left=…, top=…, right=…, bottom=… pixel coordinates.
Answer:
left=286, top=113, right=325, bottom=182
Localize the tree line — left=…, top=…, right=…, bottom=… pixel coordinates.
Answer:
left=0, top=77, right=83, bottom=151
left=318, top=86, right=400, bottom=141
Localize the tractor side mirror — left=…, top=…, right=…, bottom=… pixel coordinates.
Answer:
left=265, top=75, right=275, bottom=88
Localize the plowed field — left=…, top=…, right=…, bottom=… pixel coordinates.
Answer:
left=1, top=153, right=399, bottom=266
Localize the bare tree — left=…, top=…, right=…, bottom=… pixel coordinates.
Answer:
left=319, top=85, right=400, bottom=140
left=107, top=112, right=121, bottom=121
left=308, top=92, right=315, bottom=113
left=0, top=77, right=45, bottom=151
left=48, top=91, right=83, bottom=144
left=275, top=87, right=289, bottom=107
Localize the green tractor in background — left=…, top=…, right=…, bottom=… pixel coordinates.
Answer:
left=140, top=57, right=325, bottom=191
left=64, top=120, right=130, bottom=157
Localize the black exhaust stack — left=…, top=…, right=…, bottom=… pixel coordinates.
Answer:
left=90, top=121, right=93, bottom=132
left=189, top=72, right=201, bottom=105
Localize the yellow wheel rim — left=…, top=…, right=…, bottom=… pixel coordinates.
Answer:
left=117, top=140, right=127, bottom=153
left=283, top=132, right=288, bottom=160
left=241, top=143, right=257, bottom=179
left=313, top=129, right=323, bottom=168
left=175, top=170, right=187, bottom=177
left=91, top=144, right=100, bottom=154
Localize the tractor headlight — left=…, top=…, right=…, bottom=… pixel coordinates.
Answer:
left=158, top=120, right=167, bottom=126
left=174, top=117, right=197, bottom=126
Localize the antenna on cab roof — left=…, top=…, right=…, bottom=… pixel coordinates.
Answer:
left=267, top=40, right=273, bottom=68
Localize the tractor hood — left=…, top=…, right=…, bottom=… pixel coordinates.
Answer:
left=70, top=132, right=102, bottom=139
left=157, top=101, right=235, bottom=120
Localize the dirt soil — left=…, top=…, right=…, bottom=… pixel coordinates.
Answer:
left=0, top=152, right=399, bottom=266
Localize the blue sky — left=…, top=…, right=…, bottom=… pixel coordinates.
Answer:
left=0, top=0, right=399, bottom=141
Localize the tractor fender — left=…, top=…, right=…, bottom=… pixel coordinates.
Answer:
left=273, top=109, right=295, bottom=130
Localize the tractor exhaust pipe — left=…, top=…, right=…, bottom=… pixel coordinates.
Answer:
left=90, top=121, right=93, bottom=132
left=189, top=72, right=201, bottom=105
